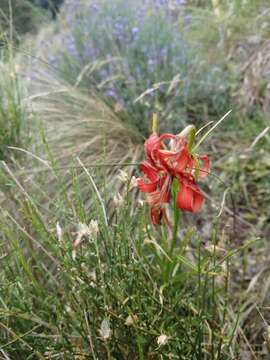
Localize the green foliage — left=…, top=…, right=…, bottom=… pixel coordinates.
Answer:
left=0, top=59, right=29, bottom=160
left=179, top=0, right=270, bottom=117
left=212, top=114, right=270, bottom=236
left=0, top=1, right=269, bottom=358
left=0, top=0, right=46, bottom=42
left=34, top=0, right=231, bottom=135
left=0, top=149, right=238, bottom=358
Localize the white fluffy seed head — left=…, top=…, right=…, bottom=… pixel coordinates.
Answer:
left=117, top=169, right=129, bottom=183
left=128, top=176, right=138, bottom=191
left=113, top=192, right=124, bottom=207
left=125, top=314, right=138, bottom=326
left=73, top=220, right=99, bottom=248
left=157, top=334, right=169, bottom=347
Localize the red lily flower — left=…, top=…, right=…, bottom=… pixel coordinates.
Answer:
left=137, top=132, right=209, bottom=225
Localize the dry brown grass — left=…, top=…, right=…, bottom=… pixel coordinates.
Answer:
left=3, top=66, right=144, bottom=213
left=236, top=40, right=270, bottom=119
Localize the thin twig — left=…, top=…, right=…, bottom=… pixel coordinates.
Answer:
left=250, top=126, right=269, bottom=148
left=194, top=110, right=232, bottom=150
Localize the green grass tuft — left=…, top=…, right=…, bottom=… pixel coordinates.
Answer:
left=0, top=152, right=240, bottom=359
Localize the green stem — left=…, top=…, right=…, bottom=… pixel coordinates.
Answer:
left=169, top=189, right=180, bottom=258
left=164, top=180, right=180, bottom=281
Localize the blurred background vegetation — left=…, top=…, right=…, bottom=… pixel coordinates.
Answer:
left=0, top=0, right=65, bottom=40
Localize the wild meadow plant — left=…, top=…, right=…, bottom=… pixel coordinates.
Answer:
left=22, top=0, right=232, bottom=213
left=0, top=58, right=29, bottom=160
left=0, top=0, right=46, bottom=42
left=0, top=1, right=269, bottom=357
left=0, top=115, right=247, bottom=359
left=33, top=0, right=230, bottom=134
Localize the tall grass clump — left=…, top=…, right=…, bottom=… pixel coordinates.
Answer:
left=178, top=0, right=270, bottom=117
left=0, top=0, right=46, bottom=42
left=32, top=0, right=230, bottom=135
left=22, top=69, right=143, bottom=206
left=0, top=122, right=243, bottom=358
left=0, top=57, right=30, bottom=160
left=175, top=0, right=270, bottom=238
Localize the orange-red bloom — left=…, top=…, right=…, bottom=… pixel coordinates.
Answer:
left=137, top=132, right=209, bottom=225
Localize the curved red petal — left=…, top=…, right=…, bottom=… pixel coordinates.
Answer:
left=155, top=141, right=192, bottom=175
left=192, top=189, right=204, bottom=213
left=145, top=134, right=161, bottom=161
left=159, top=133, right=177, bottom=142
left=173, top=146, right=191, bottom=173
left=198, top=155, right=210, bottom=178
left=177, top=181, right=193, bottom=212
left=146, top=177, right=171, bottom=205
left=155, top=149, right=175, bottom=172
left=157, top=149, right=176, bottom=159
left=137, top=178, right=158, bottom=193
left=177, top=180, right=204, bottom=213
left=140, top=161, right=159, bottom=182
left=159, top=175, right=172, bottom=203
left=156, top=149, right=179, bottom=165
